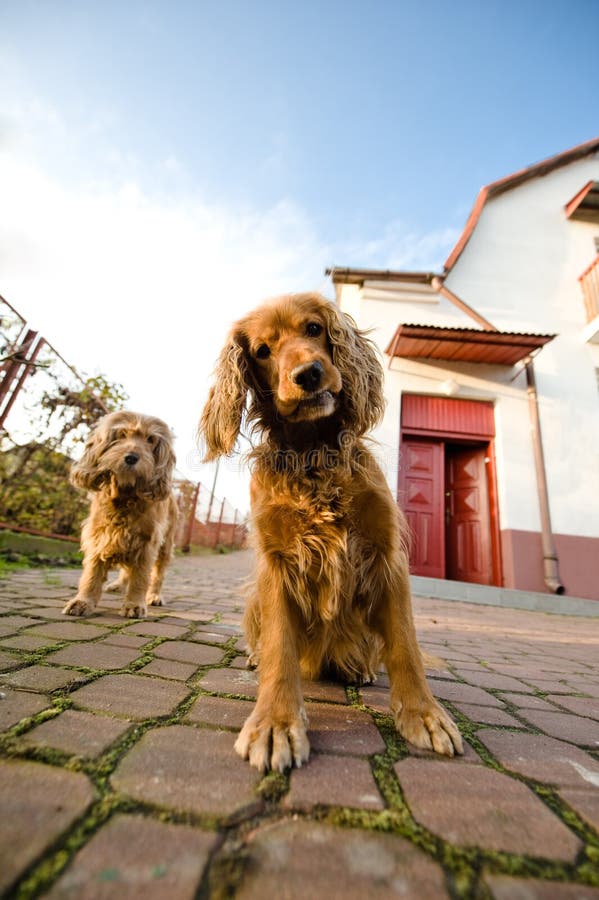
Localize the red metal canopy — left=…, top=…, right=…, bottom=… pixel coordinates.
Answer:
left=386, top=324, right=555, bottom=366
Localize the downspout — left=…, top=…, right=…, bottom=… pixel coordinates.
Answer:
left=524, top=356, right=565, bottom=594
left=433, top=274, right=564, bottom=595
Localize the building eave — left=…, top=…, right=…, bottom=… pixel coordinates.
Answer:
left=444, top=136, right=599, bottom=273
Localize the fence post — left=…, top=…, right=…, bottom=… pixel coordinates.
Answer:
left=213, top=497, right=225, bottom=549
left=181, top=482, right=200, bottom=553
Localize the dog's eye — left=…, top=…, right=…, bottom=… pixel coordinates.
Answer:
left=255, top=343, right=271, bottom=360
left=306, top=322, right=323, bottom=337
left=147, top=435, right=155, bottom=445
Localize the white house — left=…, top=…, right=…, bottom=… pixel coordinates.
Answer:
left=329, top=137, right=599, bottom=601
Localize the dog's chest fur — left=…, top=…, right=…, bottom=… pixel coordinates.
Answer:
left=84, top=493, right=163, bottom=563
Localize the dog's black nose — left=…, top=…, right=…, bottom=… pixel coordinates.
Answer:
left=124, top=453, right=139, bottom=466
left=292, top=361, right=324, bottom=392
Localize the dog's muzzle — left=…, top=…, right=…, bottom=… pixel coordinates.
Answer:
left=290, top=361, right=324, bottom=393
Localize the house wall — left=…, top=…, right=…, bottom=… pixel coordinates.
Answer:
left=338, top=153, right=599, bottom=599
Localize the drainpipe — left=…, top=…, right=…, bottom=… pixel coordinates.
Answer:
left=524, top=356, right=565, bottom=594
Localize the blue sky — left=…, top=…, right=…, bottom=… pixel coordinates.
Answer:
left=1, top=0, right=598, bottom=508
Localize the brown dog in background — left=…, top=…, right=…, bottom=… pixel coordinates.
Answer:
left=199, top=292, right=462, bottom=771
left=63, top=410, right=178, bottom=619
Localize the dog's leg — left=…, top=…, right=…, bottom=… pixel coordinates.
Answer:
left=242, top=586, right=261, bottom=669
left=146, top=547, right=170, bottom=607
left=235, top=560, right=309, bottom=772
left=120, top=554, right=153, bottom=619
left=63, top=556, right=109, bottom=616
left=371, top=560, right=463, bottom=757
left=146, top=515, right=176, bottom=607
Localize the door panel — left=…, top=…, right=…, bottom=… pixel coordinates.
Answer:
left=400, top=439, right=444, bottom=578
left=445, top=444, right=492, bottom=585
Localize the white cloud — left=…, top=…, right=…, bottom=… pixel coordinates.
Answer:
left=0, top=148, right=331, bottom=511
left=0, top=98, right=458, bottom=512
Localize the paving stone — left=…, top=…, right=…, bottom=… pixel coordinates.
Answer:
left=0, top=687, right=52, bottom=730
left=301, top=679, right=348, bottom=704
left=559, top=789, right=599, bottom=833
left=199, top=666, right=259, bottom=698
left=101, top=633, right=150, bottom=650
left=479, top=729, right=599, bottom=789
left=71, top=673, right=189, bottom=719
left=462, top=671, right=535, bottom=692
left=305, top=703, right=385, bottom=755
left=545, top=695, right=599, bottom=722
left=518, top=709, right=599, bottom=747
left=431, top=680, right=505, bottom=708
left=111, top=724, right=260, bottom=818
left=499, top=692, right=560, bottom=711
left=48, top=642, right=141, bottom=670
left=452, top=702, right=522, bottom=727
left=360, top=683, right=391, bottom=714
left=24, top=709, right=131, bottom=758
left=190, top=629, right=231, bottom=644
left=237, top=819, right=449, bottom=899
left=283, top=753, right=384, bottom=811
left=0, top=664, right=86, bottom=692
left=395, top=758, right=581, bottom=860
left=153, top=640, right=223, bottom=666
left=230, top=654, right=249, bottom=669
left=46, top=813, right=217, bottom=900
left=0, top=649, right=22, bottom=671
left=0, top=614, right=43, bottom=634
left=0, top=633, right=59, bottom=651
left=24, top=606, right=70, bottom=619
left=485, top=875, right=599, bottom=899
left=141, top=658, right=198, bottom=681
left=27, top=621, right=112, bottom=640
left=0, top=759, right=95, bottom=896
left=186, top=694, right=254, bottom=729
left=124, top=621, right=190, bottom=639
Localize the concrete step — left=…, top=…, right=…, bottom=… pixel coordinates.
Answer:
left=410, top=575, right=599, bottom=617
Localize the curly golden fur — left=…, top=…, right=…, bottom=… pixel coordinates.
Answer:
left=199, top=292, right=463, bottom=771
left=63, top=410, right=178, bottom=619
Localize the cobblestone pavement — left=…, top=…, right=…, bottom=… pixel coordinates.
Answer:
left=0, top=550, right=598, bottom=899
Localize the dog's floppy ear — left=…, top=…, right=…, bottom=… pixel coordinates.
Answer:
left=199, top=333, right=250, bottom=461
left=70, top=422, right=109, bottom=492
left=149, top=424, right=176, bottom=500
left=321, top=302, right=385, bottom=435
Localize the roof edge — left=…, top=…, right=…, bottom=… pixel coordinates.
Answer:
left=326, top=267, right=437, bottom=286
left=444, top=136, right=599, bottom=272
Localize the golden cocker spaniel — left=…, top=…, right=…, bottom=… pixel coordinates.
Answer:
left=199, top=292, right=463, bottom=771
left=63, top=410, right=178, bottom=619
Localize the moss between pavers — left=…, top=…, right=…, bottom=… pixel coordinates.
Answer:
left=3, top=603, right=599, bottom=900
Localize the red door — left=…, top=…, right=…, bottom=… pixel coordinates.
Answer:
left=445, top=444, right=492, bottom=585
left=400, top=439, right=444, bottom=578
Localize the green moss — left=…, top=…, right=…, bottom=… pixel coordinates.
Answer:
left=202, top=848, right=249, bottom=900
left=256, top=770, right=289, bottom=803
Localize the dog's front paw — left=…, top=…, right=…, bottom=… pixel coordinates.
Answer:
left=234, top=708, right=310, bottom=772
left=120, top=602, right=147, bottom=619
left=395, top=700, right=463, bottom=758
left=146, top=592, right=163, bottom=607
left=63, top=597, right=93, bottom=617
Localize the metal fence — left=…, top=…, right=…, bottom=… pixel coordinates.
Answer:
left=174, top=479, right=248, bottom=551
left=0, top=293, right=247, bottom=551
